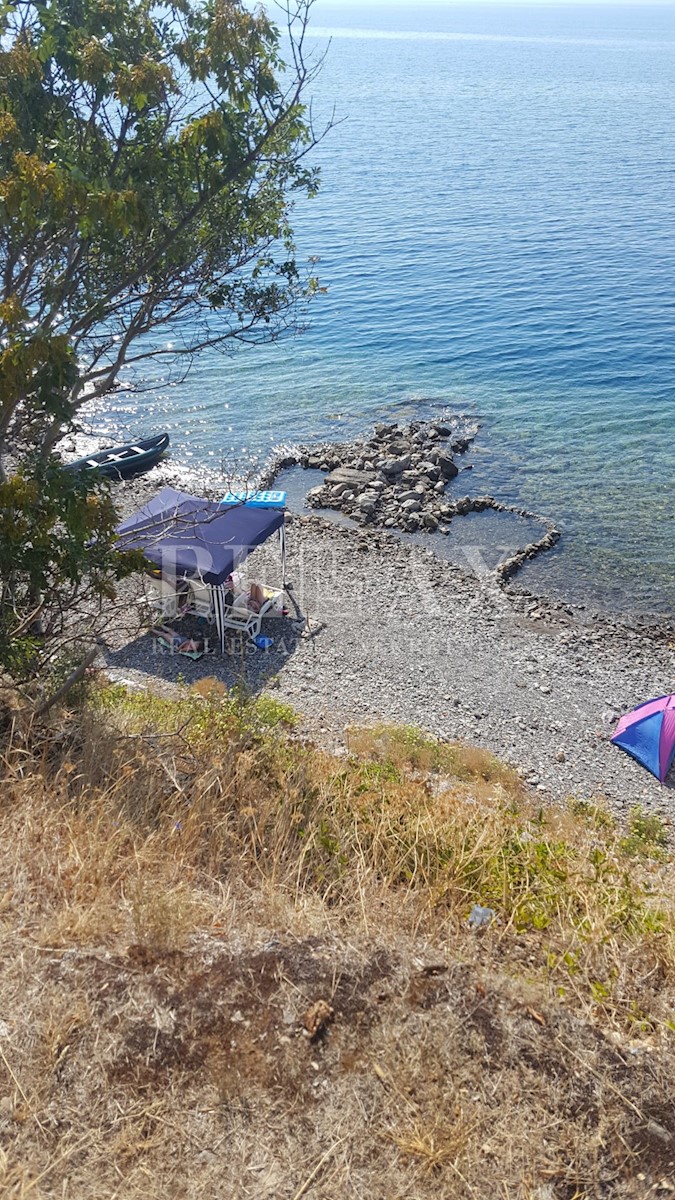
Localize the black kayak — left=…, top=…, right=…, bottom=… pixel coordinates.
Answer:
left=62, top=432, right=170, bottom=479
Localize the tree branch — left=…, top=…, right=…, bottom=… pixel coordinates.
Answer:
left=35, top=647, right=98, bottom=717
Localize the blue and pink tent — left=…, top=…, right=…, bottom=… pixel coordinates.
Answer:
left=611, top=694, right=675, bottom=783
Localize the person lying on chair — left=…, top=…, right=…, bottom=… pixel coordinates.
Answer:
left=152, top=625, right=205, bottom=655
left=247, top=582, right=266, bottom=613
left=225, top=575, right=265, bottom=613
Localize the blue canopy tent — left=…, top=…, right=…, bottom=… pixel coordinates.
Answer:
left=117, top=487, right=286, bottom=650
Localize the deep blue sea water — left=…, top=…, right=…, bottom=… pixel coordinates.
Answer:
left=95, top=2, right=675, bottom=615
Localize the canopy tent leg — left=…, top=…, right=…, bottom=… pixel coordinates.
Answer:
left=211, top=584, right=226, bottom=653
left=279, top=524, right=287, bottom=589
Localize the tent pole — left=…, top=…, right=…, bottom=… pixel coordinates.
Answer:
left=211, top=585, right=226, bottom=654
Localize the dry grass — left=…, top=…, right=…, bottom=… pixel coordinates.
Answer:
left=0, top=682, right=674, bottom=1198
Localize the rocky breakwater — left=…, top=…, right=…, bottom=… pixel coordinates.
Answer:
left=292, top=419, right=562, bottom=584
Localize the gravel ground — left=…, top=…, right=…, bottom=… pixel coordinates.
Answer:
left=104, top=470, right=675, bottom=817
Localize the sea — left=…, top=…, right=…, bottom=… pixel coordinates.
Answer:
left=92, top=1, right=675, bottom=617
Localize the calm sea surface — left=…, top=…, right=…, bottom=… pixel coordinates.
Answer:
left=96, top=2, right=675, bottom=615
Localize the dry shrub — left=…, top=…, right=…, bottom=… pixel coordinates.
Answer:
left=386, top=1109, right=472, bottom=1176
left=127, top=877, right=209, bottom=953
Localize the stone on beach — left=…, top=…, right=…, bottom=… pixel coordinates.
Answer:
left=436, top=452, right=459, bottom=479
left=381, top=456, right=410, bottom=475
left=325, top=466, right=377, bottom=489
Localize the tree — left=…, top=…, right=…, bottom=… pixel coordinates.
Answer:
left=0, top=0, right=323, bottom=695
left=0, top=463, right=143, bottom=687
left=0, top=0, right=323, bottom=469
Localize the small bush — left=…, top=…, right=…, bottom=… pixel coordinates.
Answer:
left=620, top=805, right=670, bottom=860
left=346, top=723, right=523, bottom=793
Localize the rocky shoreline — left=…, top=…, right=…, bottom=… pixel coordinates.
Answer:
left=262, top=416, right=562, bottom=585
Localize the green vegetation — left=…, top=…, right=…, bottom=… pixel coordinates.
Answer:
left=97, top=676, right=297, bottom=739
left=346, top=721, right=525, bottom=789
left=620, top=804, right=670, bottom=860
left=0, top=0, right=321, bottom=693
left=0, top=463, right=143, bottom=685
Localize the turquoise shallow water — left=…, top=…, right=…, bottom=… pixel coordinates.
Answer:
left=95, top=2, right=675, bottom=615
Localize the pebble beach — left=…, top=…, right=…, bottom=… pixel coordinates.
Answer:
left=102, top=418, right=675, bottom=818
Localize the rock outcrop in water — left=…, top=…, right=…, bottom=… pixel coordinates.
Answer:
left=272, top=418, right=562, bottom=584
